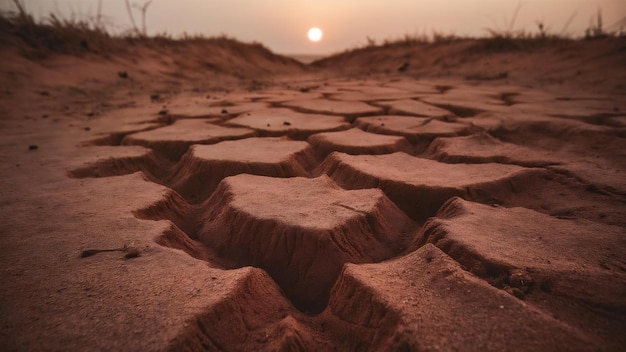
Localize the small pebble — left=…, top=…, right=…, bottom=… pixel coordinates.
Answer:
left=124, top=247, right=141, bottom=259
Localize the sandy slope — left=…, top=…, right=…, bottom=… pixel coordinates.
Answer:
left=1, top=38, right=625, bottom=351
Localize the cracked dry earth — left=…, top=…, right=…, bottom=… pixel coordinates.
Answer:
left=2, top=77, right=626, bottom=351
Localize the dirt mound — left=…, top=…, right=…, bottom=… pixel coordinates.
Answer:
left=312, top=37, right=626, bottom=94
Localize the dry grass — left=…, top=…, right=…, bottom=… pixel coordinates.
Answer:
left=0, top=3, right=120, bottom=56
left=353, top=5, right=624, bottom=54
left=0, top=0, right=277, bottom=60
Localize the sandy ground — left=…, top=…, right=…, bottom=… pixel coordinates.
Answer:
left=1, top=37, right=625, bottom=351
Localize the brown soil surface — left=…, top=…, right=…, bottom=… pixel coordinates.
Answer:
left=1, top=35, right=625, bottom=351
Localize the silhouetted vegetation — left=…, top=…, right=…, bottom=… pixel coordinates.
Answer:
left=0, top=0, right=276, bottom=59
left=355, top=4, right=624, bottom=53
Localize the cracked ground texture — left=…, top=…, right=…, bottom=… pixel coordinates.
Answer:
left=1, top=38, right=625, bottom=351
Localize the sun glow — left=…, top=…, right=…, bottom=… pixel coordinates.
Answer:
left=307, top=27, right=323, bottom=42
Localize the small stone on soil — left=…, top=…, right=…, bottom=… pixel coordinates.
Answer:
left=124, top=247, right=141, bottom=259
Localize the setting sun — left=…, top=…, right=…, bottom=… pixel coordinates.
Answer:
left=307, top=27, right=323, bottom=42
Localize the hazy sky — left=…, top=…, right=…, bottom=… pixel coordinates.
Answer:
left=2, top=0, right=625, bottom=54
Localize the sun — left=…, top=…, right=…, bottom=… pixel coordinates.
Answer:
left=307, top=27, right=323, bottom=42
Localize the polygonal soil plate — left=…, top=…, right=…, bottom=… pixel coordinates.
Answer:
left=281, top=99, right=383, bottom=119
left=122, top=119, right=256, bottom=160
left=168, top=137, right=316, bottom=203
left=226, top=108, right=350, bottom=139
left=196, top=174, right=415, bottom=313
left=356, top=115, right=470, bottom=143
left=308, top=128, right=413, bottom=157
